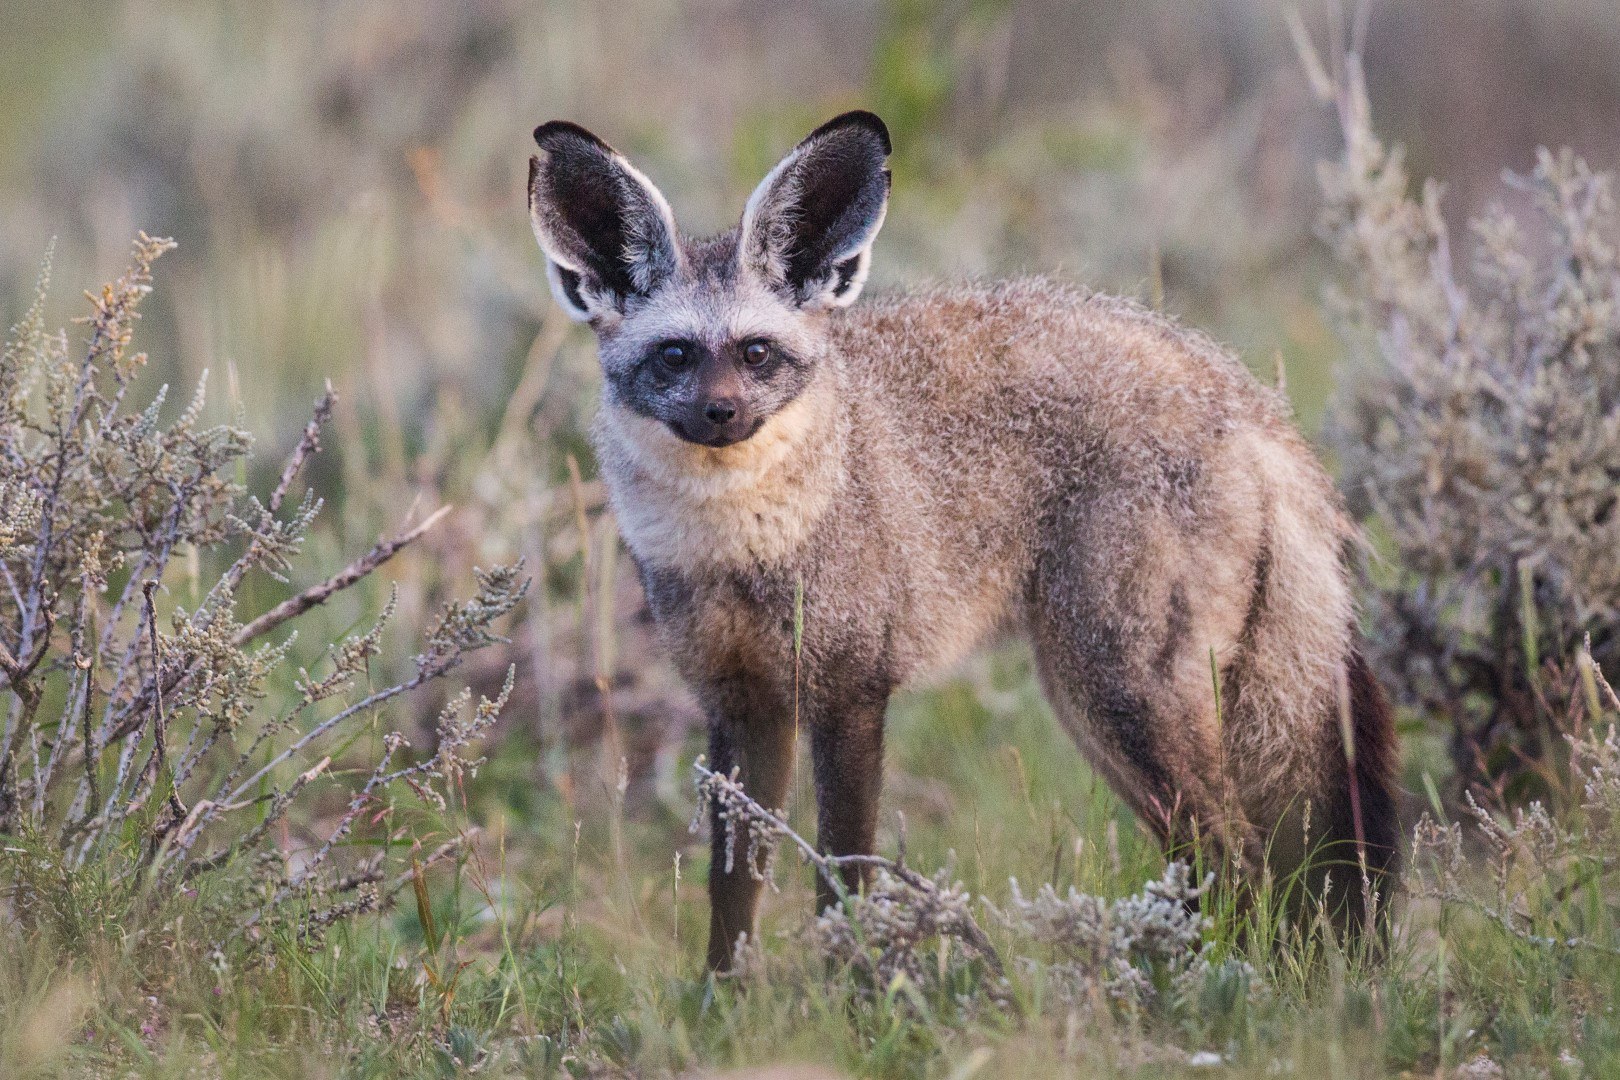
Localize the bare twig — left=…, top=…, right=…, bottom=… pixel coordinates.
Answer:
left=0, top=640, right=23, bottom=685
left=692, top=757, right=1006, bottom=980
left=269, top=384, right=335, bottom=516
left=134, top=581, right=186, bottom=822
left=232, top=504, right=451, bottom=646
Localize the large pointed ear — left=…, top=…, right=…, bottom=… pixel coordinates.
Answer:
left=739, top=111, right=891, bottom=310
left=528, top=121, right=682, bottom=322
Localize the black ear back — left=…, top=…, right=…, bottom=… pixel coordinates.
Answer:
left=528, top=121, right=680, bottom=320
left=741, top=111, right=892, bottom=309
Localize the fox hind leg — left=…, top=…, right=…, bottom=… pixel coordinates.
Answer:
left=1027, top=502, right=1266, bottom=881
left=1034, top=641, right=1261, bottom=877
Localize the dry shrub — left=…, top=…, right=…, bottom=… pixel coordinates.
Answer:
left=694, top=756, right=1013, bottom=1008
left=0, top=236, right=524, bottom=952
left=807, top=859, right=996, bottom=1003
left=695, top=758, right=1242, bottom=1020
left=1314, top=49, right=1620, bottom=804
left=1410, top=643, right=1620, bottom=959
left=992, top=863, right=1256, bottom=1014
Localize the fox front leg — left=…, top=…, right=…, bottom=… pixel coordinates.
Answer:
left=705, top=708, right=797, bottom=971
left=809, top=692, right=888, bottom=916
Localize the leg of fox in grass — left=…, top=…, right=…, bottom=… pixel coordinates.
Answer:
left=809, top=696, right=888, bottom=917
left=706, top=709, right=797, bottom=972
left=1029, top=519, right=1267, bottom=892
left=1055, top=675, right=1262, bottom=882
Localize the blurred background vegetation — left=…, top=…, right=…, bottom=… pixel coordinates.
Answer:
left=6, top=0, right=1617, bottom=786
left=2, top=2, right=1620, bottom=1072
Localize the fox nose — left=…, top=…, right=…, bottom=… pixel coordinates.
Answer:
left=703, top=400, right=739, bottom=425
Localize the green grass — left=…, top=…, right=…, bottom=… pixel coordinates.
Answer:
left=4, top=643, right=1617, bottom=1078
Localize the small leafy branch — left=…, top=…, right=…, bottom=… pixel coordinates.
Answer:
left=0, top=235, right=526, bottom=949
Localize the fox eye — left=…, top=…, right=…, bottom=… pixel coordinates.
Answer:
left=659, top=342, right=691, bottom=369
left=742, top=341, right=771, bottom=367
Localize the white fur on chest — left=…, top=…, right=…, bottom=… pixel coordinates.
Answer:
left=594, top=386, right=841, bottom=572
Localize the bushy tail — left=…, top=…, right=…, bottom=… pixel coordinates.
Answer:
left=1324, top=646, right=1401, bottom=934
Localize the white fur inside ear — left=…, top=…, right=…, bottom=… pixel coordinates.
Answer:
left=818, top=247, right=872, bottom=309
left=738, top=147, right=802, bottom=283
left=820, top=194, right=886, bottom=308
left=545, top=259, right=594, bottom=322
left=614, top=152, right=683, bottom=293
left=799, top=192, right=886, bottom=310
left=529, top=186, right=600, bottom=321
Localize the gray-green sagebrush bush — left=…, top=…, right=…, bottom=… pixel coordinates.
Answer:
left=1317, top=53, right=1620, bottom=803
left=1410, top=644, right=1620, bottom=961
left=693, top=756, right=1250, bottom=1033
left=0, top=235, right=524, bottom=950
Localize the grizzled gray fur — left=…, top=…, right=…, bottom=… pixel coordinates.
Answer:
left=527, top=111, right=1398, bottom=970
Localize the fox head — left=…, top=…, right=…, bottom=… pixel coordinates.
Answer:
left=528, top=112, right=890, bottom=449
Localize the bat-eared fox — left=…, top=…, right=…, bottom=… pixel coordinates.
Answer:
left=527, top=110, right=1398, bottom=970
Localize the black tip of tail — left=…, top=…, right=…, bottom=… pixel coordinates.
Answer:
left=1331, top=648, right=1401, bottom=933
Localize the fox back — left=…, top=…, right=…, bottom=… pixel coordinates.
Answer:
left=528, top=112, right=1399, bottom=969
